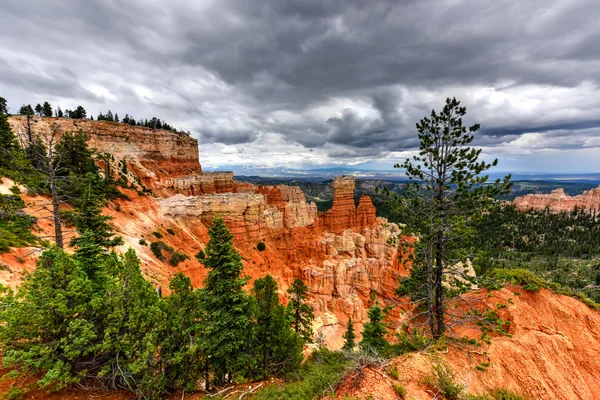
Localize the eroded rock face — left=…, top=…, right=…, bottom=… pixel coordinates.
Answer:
left=7, top=117, right=243, bottom=196
left=514, top=186, right=600, bottom=212
left=4, top=117, right=406, bottom=348
left=320, top=176, right=378, bottom=233
left=304, top=222, right=406, bottom=347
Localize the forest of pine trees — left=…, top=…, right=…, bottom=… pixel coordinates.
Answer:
left=3, top=96, right=187, bottom=134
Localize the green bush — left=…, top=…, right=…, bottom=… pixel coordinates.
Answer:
left=465, top=388, right=527, bottom=400
left=423, top=361, right=464, bottom=400
left=257, top=241, right=266, bottom=252
left=139, top=239, right=147, bottom=246
left=166, top=228, right=175, bottom=235
left=168, top=251, right=189, bottom=267
left=252, top=349, right=348, bottom=399
left=196, top=249, right=205, bottom=261
left=0, top=194, right=37, bottom=252
left=152, top=231, right=164, bottom=239
left=393, top=382, right=407, bottom=398
left=150, top=241, right=173, bottom=261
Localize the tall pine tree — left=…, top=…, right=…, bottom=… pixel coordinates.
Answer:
left=286, top=278, right=314, bottom=344
left=200, top=218, right=251, bottom=387
left=342, top=318, right=356, bottom=352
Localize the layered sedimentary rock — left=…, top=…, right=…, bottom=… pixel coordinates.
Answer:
left=5, top=117, right=405, bottom=347
left=7, top=116, right=244, bottom=196
left=320, top=176, right=378, bottom=233
left=513, top=186, right=600, bottom=212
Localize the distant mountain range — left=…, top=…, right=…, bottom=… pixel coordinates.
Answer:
left=204, top=165, right=600, bottom=184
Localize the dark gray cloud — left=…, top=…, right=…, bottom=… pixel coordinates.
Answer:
left=1, top=0, right=600, bottom=171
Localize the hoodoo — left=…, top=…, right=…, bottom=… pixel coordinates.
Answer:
left=3, top=116, right=406, bottom=346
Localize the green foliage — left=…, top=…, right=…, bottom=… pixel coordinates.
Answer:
left=199, top=218, right=251, bottom=386
left=393, top=382, right=407, bottom=398
left=68, top=173, right=123, bottom=249
left=342, top=318, right=356, bottom=352
left=18, top=104, right=33, bottom=116
left=0, top=193, right=37, bottom=252
left=166, top=228, right=175, bottom=235
left=251, top=349, right=349, bottom=400
left=286, top=278, right=315, bottom=344
left=388, top=97, right=511, bottom=339
left=257, top=241, right=266, bottom=251
left=474, top=204, right=600, bottom=304
left=389, top=327, right=435, bottom=355
left=42, top=102, right=52, bottom=118
left=139, top=238, right=147, bottom=246
left=465, top=388, right=527, bottom=400
left=168, top=251, right=189, bottom=267
left=483, top=269, right=545, bottom=292
left=195, top=249, right=205, bottom=261
left=359, top=306, right=389, bottom=352
left=150, top=241, right=173, bottom=261
left=0, top=248, right=101, bottom=392
left=152, top=231, right=163, bottom=239
left=423, top=361, right=465, bottom=400
left=251, top=274, right=303, bottom=379
left=100, top=249, right=167, bottom=398
left=161, top=273, right=204, bottom=392
left=387, top=366, right=400, bottom=380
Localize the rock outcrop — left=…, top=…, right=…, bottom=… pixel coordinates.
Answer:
left=514, top=186, right=600, bottom=213
left=334, top=287, right=600, bottom=400
left=4, top=116, right=406, bottom=346
left=7, top=117, right=247, bottom=196
left=320, top=176, right=378, bottom=233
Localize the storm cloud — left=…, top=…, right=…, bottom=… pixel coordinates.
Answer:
left=1, top=0, right=600, bottom=172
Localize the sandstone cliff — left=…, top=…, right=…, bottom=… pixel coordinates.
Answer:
left=8, top=116, right=245, bottom=196
left=514, top=186, right=600, bottom=212
left=320, top=176, right=378, bottom=233
left=3, top=117, right=405, bottom=346
left=334, top=287, right=600, bottom=400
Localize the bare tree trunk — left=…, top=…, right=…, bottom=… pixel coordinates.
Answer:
left=434, top=237, right=445, bottom=338
left=427, top=242, right=436, bottom=338
left=26, top=111, right=34, bottom=160
left=50, top=176, right=63, bottom=248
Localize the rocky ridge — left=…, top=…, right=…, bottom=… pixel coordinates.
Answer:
left=3, top=116, right=405, bottom=346
left=513, top=185, right=600, bottom=212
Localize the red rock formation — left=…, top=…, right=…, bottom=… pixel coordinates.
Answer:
left=2, top=118, right=404, bottom=347
left=334, top=287, right=600, bottom=400
left=320, top=176, right=378, bottom=233
left=514, top=186, right=600, bottom=212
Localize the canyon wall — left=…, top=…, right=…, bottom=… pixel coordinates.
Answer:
left=4, top=116, right=405, bottom=347
left=513, top=186, right=600, bottom=212
left=8, top=116, right=246, bottom=196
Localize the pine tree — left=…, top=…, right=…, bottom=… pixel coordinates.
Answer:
left=286, top=278, right=314, bottom=343
left=42, top=101, right=53, bottom=117
left=0, top=248, right=100, bottom=392
left=0, top=96, right=7, bottom=114
left=359, top=305, right=388, bottom=352
left=391, top=97, right=511, bottom=338
left=70, top=173, right=123, bottom=250
left=0, top=112, right=19, bottom=161
left=200, top=218, right=251, bottom=387
left=101, top=249, right=167, bottom=398
left=162, top=272, right=204, bottom=392
left=19, top=104, right=33, bottom=115
left=342, top=318, right=356, bottom=351
left=252, top=274, right=302, bottom=378
left=35, top=103, right=42, bottom=116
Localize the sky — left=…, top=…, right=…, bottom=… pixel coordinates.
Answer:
left=1, top=0, right=600, bottom=173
